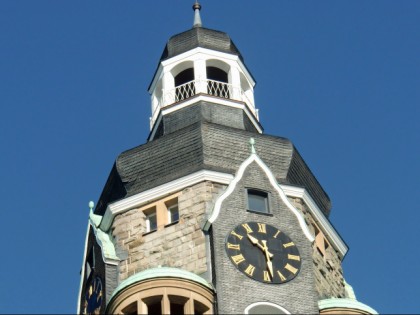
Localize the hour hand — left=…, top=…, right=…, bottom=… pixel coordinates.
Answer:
left=247, top=233, right=260, bottom=246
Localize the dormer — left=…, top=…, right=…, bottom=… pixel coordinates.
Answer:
left=147, top=7, right=261, bottom=140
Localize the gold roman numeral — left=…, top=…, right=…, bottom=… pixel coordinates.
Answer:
left=284, top=263, right=298, bottom=275
left=244, top=264, right=255, bottom=276
left=257, top=223, right=266, bottom=233
left=283, top=241, right=295, bottom=248
left=227, top=243, right=240, bottom=250
left=288, top=254, right=300, bottom=261
left=242, top=223, right=253, bottom=233
left=263, top=271, right=271, bottom=282
left=273, top=230, right=281, bottom=238
left=277, top=270, right=286, bottom=282
left=230, top=230, right=243, bottom=240
left=231, top=254, right=246, bottom=265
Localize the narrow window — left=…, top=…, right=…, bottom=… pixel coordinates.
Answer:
left=166, top=198, right=179, bottom=225
left=194, top=300, right=209, bottom=315
left=144, top=207, right=157, bottom=233
left=121, top=302, right=137, bottom=315
left=169, top=295, right=188, bottom=315
left=143, top=296, right=162, bottom=314
left=175, top=68, right=195, bottom=101
left=206, top=66, right=229, bottom=98
left=247, top=189, right=269, bottom=213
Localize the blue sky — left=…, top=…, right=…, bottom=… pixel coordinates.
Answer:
left=0, top=1, right=419, bottom=313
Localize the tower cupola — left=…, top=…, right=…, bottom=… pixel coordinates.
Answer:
left=148, top=3, right=260, bottom=140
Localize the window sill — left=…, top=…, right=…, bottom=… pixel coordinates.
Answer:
left=246, top=209, right=273, bottom=216
left=164, top=220, right=179, bottom=228
left=142, top=229, right=157, bottom=236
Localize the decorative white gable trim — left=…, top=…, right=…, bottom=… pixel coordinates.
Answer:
left=92, top=164, right=346, bottom=257
left=99, top=170, right=234, bottom=231
left=203, top=152, right=315, bottom=242
left=76, top=219, right=120, bottom=313
left=281, top=185, right=348, bottom=258
left=77, top=222, right=91, bottom=313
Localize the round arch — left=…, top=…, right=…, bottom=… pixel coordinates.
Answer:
left=244, top=301, right=291, bottom=314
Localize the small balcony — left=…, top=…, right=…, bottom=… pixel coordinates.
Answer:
left=158, top=79, right=254, bottom=111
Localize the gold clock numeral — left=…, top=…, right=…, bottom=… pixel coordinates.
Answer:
left=231, top=254, right=246, bottom=265
left=288, top=254, right=301, bottom=261
left=277, top=270, right=287, bottom=282
left=283, top=241, right=295, bottom=248
left=242, top=223, right=253, bottom=233
left=257, top=223, right=266, bottom=233
left=244, top=264, right=256, bottom=276
left=227, top=243, right=240, bottom=250
left=273, top=230, right=281, bottom=238
left=230, top=230, right=243, bottom=240
left=284, top=263, right=298, bottom=275
left=263, top=270, right=271, bottom=282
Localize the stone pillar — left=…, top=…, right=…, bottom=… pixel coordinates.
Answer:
left=194, top=58, right=207, bottom=94
left=162, top=70, right=175, bottom=106
left=229, top=66, right=241, bottom=101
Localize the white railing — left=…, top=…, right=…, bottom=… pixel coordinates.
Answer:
left=174, top=80, right=196, bottom=102
left=207, top=79, right=231, bottom=99
left=150, top=79, right=256, bottom=127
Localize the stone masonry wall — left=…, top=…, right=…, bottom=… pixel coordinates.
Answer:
left=289, top=197, right=346, bottom=299
left=111, top=181, right=226, bottom=282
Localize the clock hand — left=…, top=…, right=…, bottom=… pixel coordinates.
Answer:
left=266, top=259, right=274, bottom=278
left=261, top=240, right=274, bottom=278
left=247, top=234, right=275, bottom=278
left=247, top=234, right=274, bottom=257
left=247, top=233, right=262, bottom=247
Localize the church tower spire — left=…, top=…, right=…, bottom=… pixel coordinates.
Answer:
left=192, top=1, right=202, bottom=28
left=147, top=3, right=259, bottom=141
left=78, top=3, right=377, bottom=315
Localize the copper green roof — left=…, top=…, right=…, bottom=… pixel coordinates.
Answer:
left=109, top=267, right=213, bottom=301
left=318, top=298, right=378, bottom=314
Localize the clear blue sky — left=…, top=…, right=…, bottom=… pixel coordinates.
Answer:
left=0, top=1, right=419, bottom=313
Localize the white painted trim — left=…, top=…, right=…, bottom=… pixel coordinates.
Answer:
left=76, top=222, right=91, bottom=313
left=161, top=47, right=255, bottom=85
left=204, top=153, right=315, bottom=242
left=100, top=170, right=234, bottom=231
left=95, top=165, right=346, bottom=257
left=244, top=301, right=291, bottom=314
left=148, top=112, right=162, bottom=141
left=281, top=185, right=348, bottom=257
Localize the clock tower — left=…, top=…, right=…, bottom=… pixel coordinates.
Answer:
left=78, top=3, right=377, bottom=314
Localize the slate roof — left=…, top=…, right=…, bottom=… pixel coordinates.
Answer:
left=95, top=121, right=331, bottom=217
left=160, top=27, right=243, bottom=62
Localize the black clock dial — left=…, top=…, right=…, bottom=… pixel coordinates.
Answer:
left=225, top=222, right=301, bottom=284
left=84, top=276, right=103, bottom=314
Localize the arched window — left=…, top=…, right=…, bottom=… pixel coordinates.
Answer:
left=108, top=277, right=214, bottom=314
left=245, top=302, right=291, bottom=314
left=174, top=68, right=195, bottom=102
left=206, top=66, right=230, bottom=98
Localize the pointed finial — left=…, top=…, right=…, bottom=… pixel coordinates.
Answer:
left=89, top=201, right=94, bottom=211
left=249, top=138, right=256, bottom=154
left=192, top=1, right=202, bottom=28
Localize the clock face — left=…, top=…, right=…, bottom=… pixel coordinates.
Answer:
left=84, top=276, right=103, bottom=314
left=225, top=222, right=301, bottom=284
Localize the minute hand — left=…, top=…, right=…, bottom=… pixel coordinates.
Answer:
left=261, top=240, right=274, bottom=277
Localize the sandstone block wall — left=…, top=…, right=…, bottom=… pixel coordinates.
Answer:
left=111, top=181, right=226, bottom=282
left=290, top=197, right=346, bottom=298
